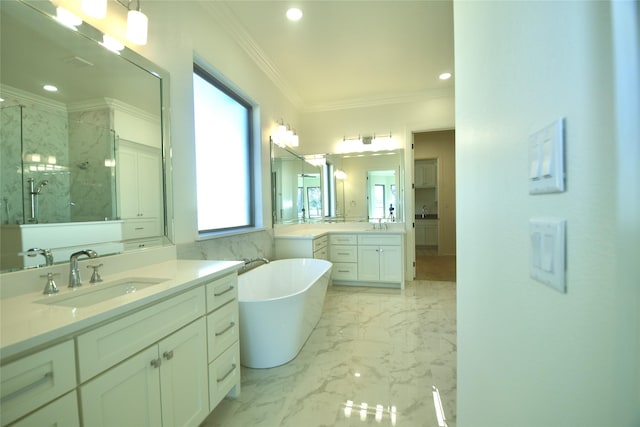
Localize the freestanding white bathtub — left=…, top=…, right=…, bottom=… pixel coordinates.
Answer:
left=238, top=258, right=333, bottom=368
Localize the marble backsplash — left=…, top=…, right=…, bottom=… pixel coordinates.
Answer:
left=176, top=229, right=274, bottom=264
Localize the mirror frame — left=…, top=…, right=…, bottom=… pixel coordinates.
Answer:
left=271, top=142, right=405, bottom=224
left=0, top=0, right=173, bottom=271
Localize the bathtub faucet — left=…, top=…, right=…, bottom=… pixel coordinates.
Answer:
left=243, top=257, right=270, bottom=266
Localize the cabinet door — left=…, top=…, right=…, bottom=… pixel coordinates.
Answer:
left=379, top=246, right=402, bottom=282
left=137, top=148, right=162, bottom=218
left=81, top=346, right=162, bottom=427
left=118, top=144, right=140, bottom=219
left=415, top=223, right=427, bottom=246
left=426, top=223, right=438, bottom=246
left=159, top=318, right=209, bottom=427
left=357, top=246, right=381, bottom=281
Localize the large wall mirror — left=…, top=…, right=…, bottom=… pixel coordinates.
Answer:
left=271, top=143, right=404, bottom=224
left=0, top=0, right=171, bottom=271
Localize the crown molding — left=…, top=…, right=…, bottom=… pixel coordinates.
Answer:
left=200, top=2, right=304, bottom=109
left=302, top=86, right=455, bottom=113
left=197, top=2, right=454, bottom=113
left=0, top=84, right=67, bottom=114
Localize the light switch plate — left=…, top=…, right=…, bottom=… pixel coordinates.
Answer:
left=529, top=118, right=565, bottom=194
left=530, top=218, right=566, bottom=293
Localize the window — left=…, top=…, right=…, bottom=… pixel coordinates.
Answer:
left=193, top=64, right=254, bottom=234
left=373, top=184, right=385, bottom=218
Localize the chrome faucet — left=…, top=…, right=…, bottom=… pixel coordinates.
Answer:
left=243, top=257, right=270, bottom=266
left=69, top=250, right=98, bottom=288
left=26, top=248, right=54, bottom=266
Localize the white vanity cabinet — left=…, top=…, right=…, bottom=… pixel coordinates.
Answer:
left=329, top=233, right=404, bottom=288
left=0, top=260, right=243, bottom=427
left=80, top=318, right=208, bottom=427
left=275, top=234, right=329, bottom=260
left=328, top=234, right=358, bottom=281
left=357, top=235, right=403, bottom=284
left=78, top=287, right=209, bottom=427
left=0, top=340, right=77, bottom=427
left=205, top=274, right=241, bottom=410
left=117, top=139, right=163, bottom=241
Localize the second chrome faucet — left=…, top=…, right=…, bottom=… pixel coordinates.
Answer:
left=69, top=250, right=98, bottom=288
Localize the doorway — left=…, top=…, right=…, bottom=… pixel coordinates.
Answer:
left=414, top=130, right=456, bottom=282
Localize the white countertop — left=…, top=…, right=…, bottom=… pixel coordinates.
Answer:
left=274, top=222, right=406, bottom=239
left=0, top=259, right=242, bottom=360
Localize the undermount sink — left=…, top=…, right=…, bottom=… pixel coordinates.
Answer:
left=36, top=277, right=169, bottom=308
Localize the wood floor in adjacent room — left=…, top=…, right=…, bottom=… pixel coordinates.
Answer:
left=416, top=246, right=457, bottom=282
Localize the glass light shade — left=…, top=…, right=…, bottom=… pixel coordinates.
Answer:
left=291, top=133, right=299, bottom=147
left=102, top=35, right=124, bottom=52
left=56, top=7, right=82, bottom=28
left=126, top=9, right=148, bottom=45
left=81, top=0, right=107, bottom=19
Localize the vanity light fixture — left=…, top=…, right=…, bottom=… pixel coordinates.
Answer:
left=334, top=169, right=347, bottom=180
left=113, top=0, right=148, bottom=45
left=81, top=0, right=107, bottom=19
left=439, top=72, right=452, bottom=80
left=304, top=155, right=326, bottom=167
left=271, top=120, right=300, bottom=148
left=126, top=7, right=148, bottom=45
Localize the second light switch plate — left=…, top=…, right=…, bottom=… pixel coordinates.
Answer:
left=529, top=118, right=565, bottom=194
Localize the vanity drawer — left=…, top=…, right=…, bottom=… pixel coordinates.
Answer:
left=205, top=273, right=238, bottom=313
left=122, top=218, right=160, bottom=240
left=208, top=344, right=240, bottom=410
left=76, top=287, right=205, bottom=382
left=313, top=246, right=328, bottom=260
left=207, top=302, right=239, bottom=362
left=330, top=245, right=358, bottom=263
left=313, top=235, right=328, bottom=252
left=331, top=263, right=358, bottom=281
left=10, top=391, right=79, bottom=427
left=357, top=234, right=402, bottom=246
left=330, top=234, right=357, bottom=245
left=0, top=340, right=76, bottom=426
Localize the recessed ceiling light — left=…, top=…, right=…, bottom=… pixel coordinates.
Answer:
left=286, top=7, right=303, bottom=21
left=439, top=72, right=452, bottom=80
left=43, top=85, right=58, bottom=92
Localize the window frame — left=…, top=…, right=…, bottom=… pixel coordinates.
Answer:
left=192, top=62, right=257, bottom=236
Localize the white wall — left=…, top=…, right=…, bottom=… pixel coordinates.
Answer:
left=455, top=1, right=639, bottom=425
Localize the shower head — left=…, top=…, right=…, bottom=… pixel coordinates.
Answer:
left=34, top=180, right=48, bottom=194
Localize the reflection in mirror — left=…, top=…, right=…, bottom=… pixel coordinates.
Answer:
left=271, top=143, right=404, bottom=224
left=0, top=0, right=170, bottom=271
left=367, top=170, right=397, bottom=221
left=271, top=143, right=322, bottom=224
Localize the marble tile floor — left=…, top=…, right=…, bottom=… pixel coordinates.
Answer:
left=202, top=280, right=457, bottom=427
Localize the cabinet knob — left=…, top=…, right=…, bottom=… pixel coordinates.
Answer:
left=150, top=358, right=162, bottom=368
left=163, top=350, right=174, bottom=360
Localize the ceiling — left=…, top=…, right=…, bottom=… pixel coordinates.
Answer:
left=209, top=1, right=454, bottom=111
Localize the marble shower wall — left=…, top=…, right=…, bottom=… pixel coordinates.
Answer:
left=0, top=105, right=22, bottom=224
left=68, top=109, right=117, bottom=221
left=0, top=95, right=117, bottom=224
left=0, top=101, right=72, bottom=224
